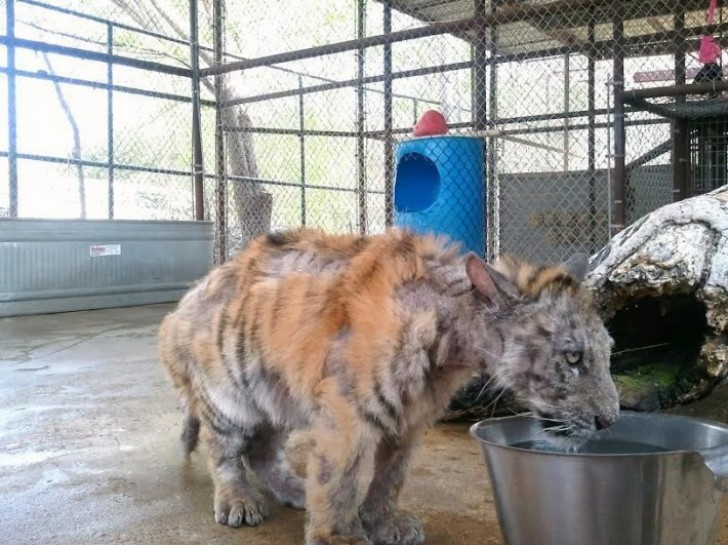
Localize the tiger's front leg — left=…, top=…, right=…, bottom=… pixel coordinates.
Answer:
left=359, top=431, right=425, bottom=545
left=304, top=386, right=375, bottom=545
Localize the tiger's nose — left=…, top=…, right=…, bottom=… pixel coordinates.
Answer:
left=595, top=414, right=616, bottom=430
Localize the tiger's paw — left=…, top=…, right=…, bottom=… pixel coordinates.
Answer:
left=365, top=510, right=424, bottom=545
left=213, top=485, right=268, bottom=528
left=272, top=476, right=306, bottom=510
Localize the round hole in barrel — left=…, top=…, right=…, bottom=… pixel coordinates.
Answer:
left=394, top=152, right=441, bottom=213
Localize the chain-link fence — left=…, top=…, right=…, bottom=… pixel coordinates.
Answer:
left=3, top=0, right=724, bottom=265
left=1, top=0, right=205, bottom=222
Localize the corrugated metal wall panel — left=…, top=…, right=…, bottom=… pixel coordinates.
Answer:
left=0, top=219, right=214, bottom=317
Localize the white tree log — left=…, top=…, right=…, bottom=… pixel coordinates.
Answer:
left=585, top=184, right=728, bottom=387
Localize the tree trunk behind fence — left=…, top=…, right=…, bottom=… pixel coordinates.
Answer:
left=221, top=96, right=273, bottom=256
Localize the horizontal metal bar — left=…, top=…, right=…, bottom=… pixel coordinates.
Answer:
left=305, top=185, right=386, bottom=195
left=500, top=117, right=666, bottom=136
left=0, top=67, right=215, bottom=106
left=201, top=18, right=474, bottom=77
left=365, top=115, right=665, bottom=140
left=17, top=0, right=194, bottom=48
left=222, top=126, right=359, bottom=138
left=0, top=151, right=387, bottom=196
left=0, top=218, right=212, bottom=241
left=493, top=22, right=728, bottom=65
left=625, top=80, right=728, bottom=100
left=203, top=0, right=607, bottom=77
left=0, top=151, right=193, bottom=178
left=364, top=108, right=613, bottom=138
left=225, top=173, right=385, bottom=195
left=215, top=50, right=441, bottom=107
left=496, top=108, right=611, bottom=125
left=0, top=35, right=192, bottom=77
left=223, top=60, right=472, bottom=107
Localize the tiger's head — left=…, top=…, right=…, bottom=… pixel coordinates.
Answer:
left=465, top=252, right=619, bottom=446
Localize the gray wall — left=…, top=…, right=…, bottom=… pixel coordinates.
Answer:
left=0, top=219, right=213, bottom=317
left=497, top=165, right=672, bottom=263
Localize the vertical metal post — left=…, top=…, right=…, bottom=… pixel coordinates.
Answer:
left=383, top=0, right=394, bottom=226
left=673, top=119, right=689, bottom=201
left=298, top=76, right=307, bottom=227
left=672, top=6, right=688, bottom=202
left=213, top=0, right=226, bottom=261
left=674, top=8, right=686, bottom=89
left=611, top=0, right=626, bottom=235
left=190, top=0, right=205, bottom=223
left=588, top=18, right=597, bottom=251
left=473, top=0, right=488, bottom=132
left=412, top=98, right=418, bottom=127
left=473, top=0, right=489, bottom=258
left=356, top=0, right=367, bottom=234
left=107, top=23, right=115, bottom=219
left=487, top=0, right=500, bottom=260
left=7, top=0, right=18, bottom=217
left=563, top=54, right=570, bottom=172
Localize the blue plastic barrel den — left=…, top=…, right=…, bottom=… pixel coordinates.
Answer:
left=393, top=135, right=485, bottom=256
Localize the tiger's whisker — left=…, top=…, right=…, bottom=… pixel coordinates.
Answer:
left=611, top=342, right=671, bottom=356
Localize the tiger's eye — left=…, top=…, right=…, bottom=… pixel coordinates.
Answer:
left=565, top=351, right=582, bottom=365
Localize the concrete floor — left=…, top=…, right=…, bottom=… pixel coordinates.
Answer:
left=1, top=304, right=728, bottom=545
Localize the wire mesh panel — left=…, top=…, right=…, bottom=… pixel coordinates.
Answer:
left=617, top=0, right=728, bottom=224
left=203, top=0, right=623, bottom=264
left=2, top=0, right=198, bottom=222
left=690, top=116, right=728, bottom=195
left=4, top=0, right=727, bottom=265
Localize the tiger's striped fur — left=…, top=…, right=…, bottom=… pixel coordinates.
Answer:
left=158, top=227, right=618, bottom=545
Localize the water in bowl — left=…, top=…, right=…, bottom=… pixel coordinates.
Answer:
left=512, top=438, right=672, bottom=454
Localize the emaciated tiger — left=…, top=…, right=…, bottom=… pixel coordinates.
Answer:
left=158, top=227, right=619, bottom=545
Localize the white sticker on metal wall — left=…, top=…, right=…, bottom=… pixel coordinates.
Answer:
left=89, top=244, right=122, bottom=257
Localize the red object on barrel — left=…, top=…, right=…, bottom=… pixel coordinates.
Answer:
left=413, top=110, right=448, bottom=137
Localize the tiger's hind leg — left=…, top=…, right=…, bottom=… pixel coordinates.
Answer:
left=205, top=423, right=269, bottom=528
left=247, top=425, right=306, bottom=509
left=158, top=322, right=201, bottom=458
left=196, top=390, right=269, bottom=528
left=181, top=409, right=201, bottom=457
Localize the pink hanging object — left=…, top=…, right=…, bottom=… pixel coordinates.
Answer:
left=699, top=0, right=721, bottom=64
left=699, top=36, right=721, bottom=64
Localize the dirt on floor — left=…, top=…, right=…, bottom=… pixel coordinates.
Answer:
left=1, top=303, right=727, bottom=545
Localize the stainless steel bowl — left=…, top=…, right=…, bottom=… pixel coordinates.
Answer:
left=470, top=411, right=728, bottom=545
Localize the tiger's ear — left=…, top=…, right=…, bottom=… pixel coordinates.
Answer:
left=562, top=253, right=590, bottom=282
left=465, top=253, right=519, bottom=308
